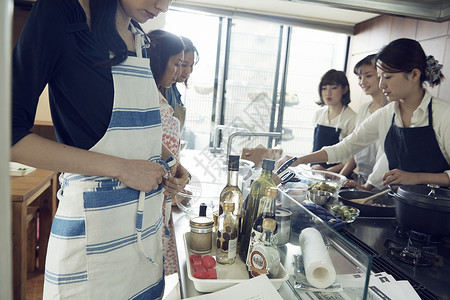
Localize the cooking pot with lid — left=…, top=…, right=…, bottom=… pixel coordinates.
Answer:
left=391, top=184, right=450, bottom=236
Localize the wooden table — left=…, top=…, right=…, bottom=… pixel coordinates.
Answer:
left=11, top=169, right=58, bottom=300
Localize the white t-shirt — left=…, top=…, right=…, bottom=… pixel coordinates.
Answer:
left=313, top=105, right=357, bottom=142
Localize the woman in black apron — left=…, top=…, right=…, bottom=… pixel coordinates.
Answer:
left=311, top=69, right=356, bottom=173
left=281, top=38, right=450, bottom=188
left=340, top=54, right=388, bottom=191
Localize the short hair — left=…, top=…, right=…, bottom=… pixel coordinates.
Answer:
left=317, top=69, right=351, bottom=106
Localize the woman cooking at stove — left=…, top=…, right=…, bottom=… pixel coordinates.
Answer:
left=281, top=38, right=450, bottom=187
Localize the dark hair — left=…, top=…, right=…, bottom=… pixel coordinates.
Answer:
left=90, top=0, right=127, bottom=66
left=376, top=38, right=444, bottom=87
left=147, top=30, right=185, bottom=87
left=353, top=54, right=376, bottom=75
left=181, top=36, right=199, bottom=65
left=317, top=69, right=351, bottom=106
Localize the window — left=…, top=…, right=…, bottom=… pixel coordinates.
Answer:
left=163, top=9, right=349, bottom=157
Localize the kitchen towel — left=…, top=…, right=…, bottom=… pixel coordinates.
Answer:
left=299, top=227, right=336, bottom=289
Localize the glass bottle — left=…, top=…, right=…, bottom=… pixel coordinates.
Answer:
left=216, top=202, right=238, bottom=264
left=247, top=218, right=280, bottom=278
left=246, top=186, right=278, bottom=262
left=219, top=155, right=244, bottom=245
left=240, top=159, right=276, bottom=259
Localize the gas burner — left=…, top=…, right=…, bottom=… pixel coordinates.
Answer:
left=384, top=239, right=443, bottom=268
left=395, top=226, right=442, bottom=245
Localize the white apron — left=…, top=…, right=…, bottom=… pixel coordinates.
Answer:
left=43, top=24, right=168, bottom=299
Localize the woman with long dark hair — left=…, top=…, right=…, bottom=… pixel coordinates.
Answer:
left=164, top=36, right=199, bottom=130
left=11, top=0, right=189, bottom=298
left=281, top=38, right=450, bottom=187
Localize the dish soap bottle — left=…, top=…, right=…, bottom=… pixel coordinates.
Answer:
left=216, top=202, right=238, bottom=264
left=241, top=159, right=276, bottom=259
left=219, top=155, right=244, bottom=246
left=247, top=218, right=280, bottom=278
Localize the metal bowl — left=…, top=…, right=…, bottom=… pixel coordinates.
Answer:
left=307, top=190, right=332, bottom=205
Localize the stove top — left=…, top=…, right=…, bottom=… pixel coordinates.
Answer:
left=342, top=218, right=450, bottom=300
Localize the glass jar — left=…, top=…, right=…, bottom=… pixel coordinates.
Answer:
left=189, top=216, right=214, bottom=253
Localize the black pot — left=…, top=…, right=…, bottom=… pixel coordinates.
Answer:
left=338, top=190, right=395, bottom=217
left=391, top=184, right=450, bottom=236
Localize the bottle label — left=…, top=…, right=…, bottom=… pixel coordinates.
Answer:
left=245, top=229, right=262, bottom=266
left=248, top=250, right=268, bottom=277
left=228, top=239, right=237, bottom=259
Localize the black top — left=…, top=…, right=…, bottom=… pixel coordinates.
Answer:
left=12, top=0, right=117, bottom=149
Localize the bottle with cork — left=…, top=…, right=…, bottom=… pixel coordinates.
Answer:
left=247, top=218, right=280, bottom=278
left=216, top=202, right=238, bottom=264
left=219, top=155, right=244, bottom=246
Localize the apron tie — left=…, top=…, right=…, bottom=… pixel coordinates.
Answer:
left=136, top=156, right=176, bottom=262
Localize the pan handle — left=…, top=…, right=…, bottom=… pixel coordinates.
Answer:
left=387, top=184, right=400, bottom=193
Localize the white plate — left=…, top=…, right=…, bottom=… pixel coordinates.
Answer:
left=184, top=232, right=289, bottom=293
left=9, top=162, right=36, bottom=176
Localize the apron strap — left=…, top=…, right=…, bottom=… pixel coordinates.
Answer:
left=135, top=156, right=175, bottom=262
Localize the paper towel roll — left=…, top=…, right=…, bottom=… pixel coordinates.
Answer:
left=299, top=227, right=336, bottom=288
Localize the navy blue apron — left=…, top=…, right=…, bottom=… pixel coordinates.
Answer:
left=312, top=124, right=341, bottom=168
left=384, top=99, right=450, bottom=173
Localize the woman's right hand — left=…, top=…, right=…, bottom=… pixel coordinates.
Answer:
left=117, top=160, right=166, bottom=193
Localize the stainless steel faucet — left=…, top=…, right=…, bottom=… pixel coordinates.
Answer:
left=210, top=125, right=250, bottom=155
left=226, top=131, right=282, bottom=159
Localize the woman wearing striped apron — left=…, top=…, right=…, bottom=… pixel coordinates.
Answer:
left=11, top=0, right=186, bottom=298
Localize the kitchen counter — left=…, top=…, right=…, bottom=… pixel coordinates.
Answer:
left=172, top=208, right=297, bottom=298
left=173, top=150, right=371, bottom=299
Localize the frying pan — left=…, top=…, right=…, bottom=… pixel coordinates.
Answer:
left=338, top=190, right=395, bottom=217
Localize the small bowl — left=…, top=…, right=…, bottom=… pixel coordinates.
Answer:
left=330, top=205, right=360, bottom=223
left=307, top=190, right=332, bottom=205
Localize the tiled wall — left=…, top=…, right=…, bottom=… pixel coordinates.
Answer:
left=347, top=15, right=450, bottom=111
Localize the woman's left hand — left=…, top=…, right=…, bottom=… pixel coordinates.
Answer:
left=382, top=169, right=421, bottom=185
left=163, top=163, right=191, bottom=197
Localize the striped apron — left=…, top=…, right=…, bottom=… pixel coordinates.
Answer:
left=43, top=24, right=167, bottom=299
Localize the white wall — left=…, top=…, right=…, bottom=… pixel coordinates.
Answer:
left=1, top=0, right=13, bottom=299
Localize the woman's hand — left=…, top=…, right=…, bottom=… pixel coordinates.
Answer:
left=163, top=163, right=191, bottom=197
left=382, top=169, right=421, bottom=185
left=117, top=160, right=166, bottom=193
left=311, top=164, right=326, bottom=170
left=342, top=179, right=374, bottom=191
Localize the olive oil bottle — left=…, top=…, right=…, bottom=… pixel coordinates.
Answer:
left=240, top=159, right=276, bottom=260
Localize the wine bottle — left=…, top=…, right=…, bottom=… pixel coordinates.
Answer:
left=219, top=155, right=244, bottom=245
left=240, top=159, right=276, bottom=259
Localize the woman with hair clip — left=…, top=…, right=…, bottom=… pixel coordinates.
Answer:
left=11, top=0, right=190, bottom=298
left=311, top=69, right=356, bottom=173
left=146, top=29, right=186, bottom=276
left=165, top=36, right=199, bottom=130
left=340, top=54, right=389, bottom=191
left=280, top=38, right=450, bottom=187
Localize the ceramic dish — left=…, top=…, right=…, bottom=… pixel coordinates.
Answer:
left=9, top=162, right=36, bottom=176
left=183, top=232, right=289, bottom=293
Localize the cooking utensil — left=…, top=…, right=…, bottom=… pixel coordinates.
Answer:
left=347, top=189, right=390, bottom=204
left=389, top=184, right=450, bottom=236
left=275, top=157, right=297, bottom=175
left=338, top=190, right=395, bottom=217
